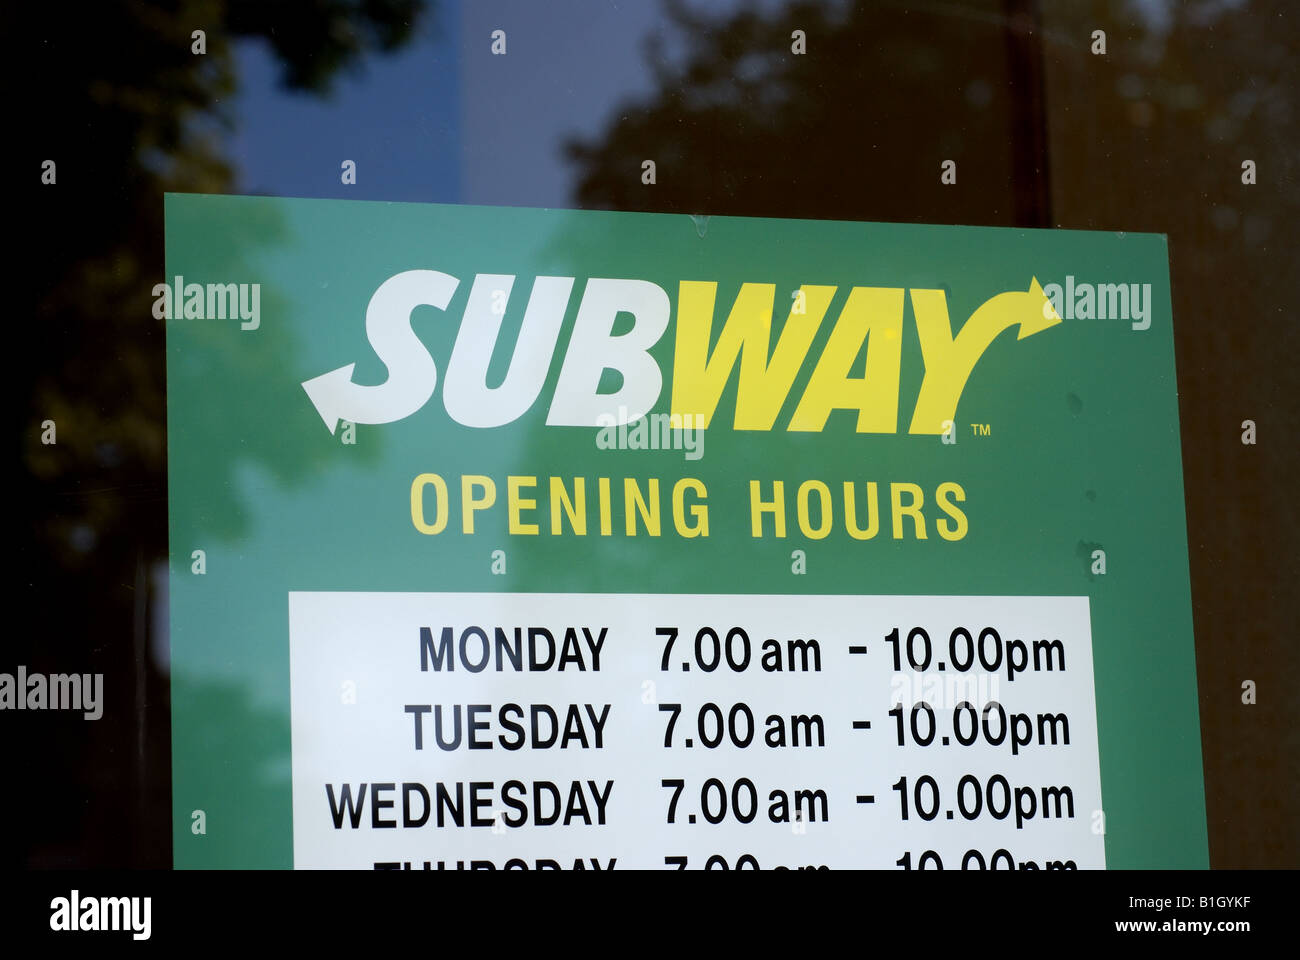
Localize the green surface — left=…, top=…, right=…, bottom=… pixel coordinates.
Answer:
left=166, top=193, right=1205, bottom=868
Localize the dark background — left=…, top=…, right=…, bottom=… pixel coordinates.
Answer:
left=10, top=0, right=1298, bottom=867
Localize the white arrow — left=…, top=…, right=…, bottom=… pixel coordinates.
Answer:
left=302, top=269, right=460, bottom=433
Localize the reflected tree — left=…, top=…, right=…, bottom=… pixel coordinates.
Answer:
left=19, top=0, right=427, bottom=867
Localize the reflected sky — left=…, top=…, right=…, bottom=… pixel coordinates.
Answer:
left=227, top=0, right=787, bottom=206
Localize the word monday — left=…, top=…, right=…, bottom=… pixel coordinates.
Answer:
left=301, top=271, right=1061, bottom=436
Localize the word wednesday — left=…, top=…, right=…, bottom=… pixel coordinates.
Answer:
left=0, top=666, right=102, bottom=719
left=326, top=780, right=614, bottom=829
left=50, top=891, right=151, bottom=941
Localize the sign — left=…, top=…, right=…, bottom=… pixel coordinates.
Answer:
left=166, top=194, right=1205, bottom=868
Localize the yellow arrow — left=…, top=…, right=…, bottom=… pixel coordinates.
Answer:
left=908, top=277, right=1060, bottom=434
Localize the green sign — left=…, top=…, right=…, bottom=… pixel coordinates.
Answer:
left=166, top=193, right=1204, bottom=869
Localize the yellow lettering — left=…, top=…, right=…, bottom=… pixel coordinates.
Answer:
left=461, top=475, right=496, bottom=534
left=550, top=477, right=587, bottom=535
left=672, top=282, right=834, bottom=430
left=890, top=482, right=927, bottom=539
left=788, top=287, right=905, bottom=433
left=624, top=478, right=660, bottom=536
left=844, top=481, right=880, bottom=540
left=598, top=477, right=613, bottom=536
left=673, top=478, right=709, bottom=537
left=411, top=473, right=448, bottom=535
left=507, top=475, right=538, bottom=535
left=909, top=280, right=1059, bottom=434
left=796, top=480, right=833, bottom=539
left=936, top=481, right=968, bottom=540
left=750, top=480, right=786, bottom=537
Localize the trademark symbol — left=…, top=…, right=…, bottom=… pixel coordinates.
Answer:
left=971, top=423, right=991, bottom=436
